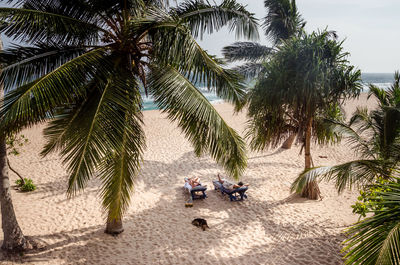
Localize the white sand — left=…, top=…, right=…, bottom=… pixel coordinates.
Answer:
left=0, top=93, right=376, bottom=265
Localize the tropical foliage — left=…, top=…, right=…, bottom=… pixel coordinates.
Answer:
left=292, top=72, right=400, bottom=197
left=0, top=0, right=258, bottom=234
left=289, top=72, right=400, bottom=263
left=246, top=30, right=361, bottom=199
left=222, top=0, right=305, bottom=79
left=344, top=179, right=400, bottom=265
left=6, top=134, right=29, bottom=185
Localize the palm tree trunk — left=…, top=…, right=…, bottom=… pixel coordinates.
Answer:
left=301, top=117, right=320, bottom=200
left=105, top=215, right=124, bottom=235
left=0, top=135, right=31, bottom=251
left=0, top=42, right=30, bottom=250
left=281, top=133, right=296, bottom=149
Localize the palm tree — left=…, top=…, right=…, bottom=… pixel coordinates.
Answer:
left=343, top=179, right=400, bottom=265
left=246, top=30, right=361, bottom=199
left=0, top=37, right=32, bottom=252
left=292, top=72, right=400, bottom=198
left=223, top=0, right=305, bottom=149
left=0, top=0, right=258, bottom=235
left=222, top=0, right=305, bottom=79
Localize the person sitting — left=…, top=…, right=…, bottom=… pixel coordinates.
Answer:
left=217, top=174, right=249, bottom=191
left=185, top=177, right=200, bottom=188
left=184, top=177, right=207, bottom=206
left=184, top=177, right=203, bottom=192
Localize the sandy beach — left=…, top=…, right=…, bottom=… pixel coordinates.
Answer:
left=0, top=93, right=376, bottom=265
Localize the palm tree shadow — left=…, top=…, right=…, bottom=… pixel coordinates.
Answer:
left=1, top=195, right=346, bottom=265
left=280, top=193, right=313, bottom=204
left=248, top=148, right=289, bottom=160
left=1, top=150, right=345, bottom=264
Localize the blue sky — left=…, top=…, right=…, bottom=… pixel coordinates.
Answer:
left=198, top=0, right=400, bottom=73
left=1, top=0, right=399, bottom=73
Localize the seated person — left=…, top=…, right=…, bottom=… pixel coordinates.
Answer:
left=184, top=177, right=201, bottom=191
left=217, top=174, right=249, bottom=191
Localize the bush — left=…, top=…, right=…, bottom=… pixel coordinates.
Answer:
left=351, top=178, right=391, bottom=218
left=15, top=178, right=24, bottom=186
left=15, top=178, right=36, bottom=192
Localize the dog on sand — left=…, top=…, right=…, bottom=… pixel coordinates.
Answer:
left=191, top=218, right=209, bottom=231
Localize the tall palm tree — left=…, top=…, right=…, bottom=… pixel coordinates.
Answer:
left=0, top=37, right=32, bottom=252
left=293, top=72, right=400, bottom=265
left=246, top=30, right=361, bottom=199
left=0, top=0, right=258, bottom=236
left=292, top=72, right=400, bottom=197
left=223, top=0, right=305, bottom=149
left=222, top=0, right=305, bottom=79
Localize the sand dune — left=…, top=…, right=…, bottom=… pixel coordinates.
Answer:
left=0, top=93, right=375, bottom=264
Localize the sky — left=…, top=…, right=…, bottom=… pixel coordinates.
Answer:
left=197, top=0, right=400, bottom=73
left=1, top=0, right=399, bottom=73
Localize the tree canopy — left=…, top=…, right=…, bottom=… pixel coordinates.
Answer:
left=246, top=30, right=362, bottom=199
left=0, top=0, right=258, bottom=233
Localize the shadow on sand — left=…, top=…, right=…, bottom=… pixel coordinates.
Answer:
left=0, top=150, right=346, bottom=265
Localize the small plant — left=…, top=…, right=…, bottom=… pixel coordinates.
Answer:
left=351, top=178, right=391, bottom=218
left=7, top=134, right=31, bottom=186
left=15, top=178, right=24, bottom=186
left=6, top=134, right=29, bottom=156
left=15, top=178, right=36, bottom=192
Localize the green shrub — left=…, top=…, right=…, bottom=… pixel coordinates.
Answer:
left=351, top=178, right=391, bottom=218
left=15, top=178, right=24, bottom=186
left=15, top=178, right=36, bottom=192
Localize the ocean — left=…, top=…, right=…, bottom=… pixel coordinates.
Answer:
left=142, top=73, right=395, bottom=111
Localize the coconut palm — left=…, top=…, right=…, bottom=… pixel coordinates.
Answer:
left=0, top=0, right=258, bottom=239
left=223, top=0, right=306, bottom=149
left=222, top=0, right=305, bottom=79
left=0, top=36, right=33, bottom=251
left=246, top=30, right=362, bottom=199
left=292, top=72, right=400, bottom=197
left=343, top=179, right=400, bottom=265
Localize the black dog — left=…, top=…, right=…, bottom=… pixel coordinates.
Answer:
left=191, top=218, right=210, bottom=231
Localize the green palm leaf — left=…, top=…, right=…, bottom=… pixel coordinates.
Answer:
left=291, top=160, right=387, bottom=194
left=222, top=42, right=272, bottom=62
left=0, top=43, right=88, bottom=91
left=0, top=47, right=110, bottom=133
left=263, top=0, right=305, bottom=43
left=174, top=0, right=259, bottom=40
left=344, top=181, right=400, bottom=265
left=145, top=17, right=246, bottom=108
left=0, top=0, right=257, bottom=234
left=149, top=65, right=247, bottom=179
left=0, top=7, right=105, bottom=44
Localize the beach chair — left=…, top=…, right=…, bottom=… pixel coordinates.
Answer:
left=184, top=178, right=207, bottom=207
left=212, top=180, right=248, bottom=201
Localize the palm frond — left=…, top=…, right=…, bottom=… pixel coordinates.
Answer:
left=149, top=65, right=247, bottom=179
left=60, top=71, right=144, bottom=196
left=0, top=47, right=110, bottom=134
left=326, top=118, right=376, bottom=159
left=263, top=0, right=305, bottom=43
left=222, top=42, right=272, bottom=62
left=144, top=17, right=246, bottom=108
left=97, top=77, right=145, bottom=221
left=344, top=181, right=400, bottom=265
left=0, top=7, right=105, bottom=44
left=174, top=0, right=259, bottom=40
left=232, top=62, right=265, bottom=79
left=0, top=43, right=88, bottom=91
left=291, top=160, right=388, bottom=195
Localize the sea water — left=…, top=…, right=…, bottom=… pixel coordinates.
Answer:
left=361, top=73, right=394, bottom=91
left=142, top=73, right=395, bottom=111
left=142, top=88, right=224, bottom=111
